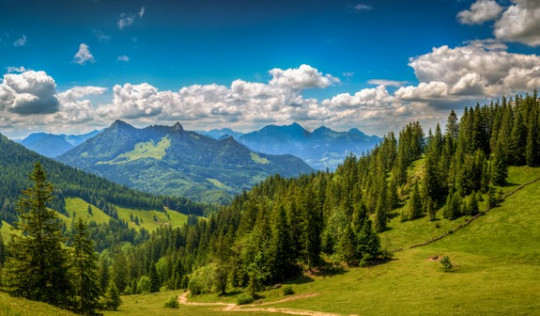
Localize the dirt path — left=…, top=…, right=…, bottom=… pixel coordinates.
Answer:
left=178, top=291, right=345, bottom=316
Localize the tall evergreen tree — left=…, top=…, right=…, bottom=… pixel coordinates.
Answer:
left=149, top=262, right=160, bottom=293
left=269, top=206, right=295, bottom=281
left=71, top=217, right=101, bottom=315
left=2, top=162, right=72, bottom=307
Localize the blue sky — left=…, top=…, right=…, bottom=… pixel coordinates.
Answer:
left=1, top=0, right=540, bottom=137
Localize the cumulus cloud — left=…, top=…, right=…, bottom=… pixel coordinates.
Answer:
left=73, top=43, right=95, bottom=65
left=13, top=35, right=27, bottom=47
left=457, top=0, right=503, bottom=25
left=0, top=70, right=59, bottom=114
left=494, top=0, right=540, bottom=46
left=268, top=64, right=339, bottom=90
left=117, top=55, right=130, bottom=62
left=1, top=52, right=539, bottom=138
left=407, top=44, right=540, bottom=99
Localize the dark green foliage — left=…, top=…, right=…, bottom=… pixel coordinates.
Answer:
left=406, top=182, right=422, bottom=221
left=149, top=262, right=160, bottom=293
left=466, top=192, right=480, bottom=216
left=236, top=293, right=254, bottom=305
left=282, top=285, right=294, bottom=295
left=443, top=191, right=461, bottom=220
left=164, top=297, right=179, bottom=309
left=101, top=282, right=121, bottom=311
left=70, top=218, right=101, bottom=315
left=0, top=133, right=210, bottom=225
left=2, top=163, right=72, bottom=308
left=440, top=256, right=453, bottom=272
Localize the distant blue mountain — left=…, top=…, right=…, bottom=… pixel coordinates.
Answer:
left=19, top=129, right=102, bottom=157
left=238, top=122, right=380, bottom=170
left=198, top=128, right=244, bottom=140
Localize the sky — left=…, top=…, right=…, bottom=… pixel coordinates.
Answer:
left=0, top=0, right=540, bottom=138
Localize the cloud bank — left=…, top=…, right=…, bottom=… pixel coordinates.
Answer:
left=1, top=42, right=540, bottom=137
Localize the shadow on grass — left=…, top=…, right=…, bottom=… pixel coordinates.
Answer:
left=220, top=289, right=243, bottom=297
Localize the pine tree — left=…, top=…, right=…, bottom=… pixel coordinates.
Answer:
left=111, top=250, right=128, bottom=293
left=269, top=206, right=295, bottom=281
left=2, top=162, right=72, bottom=307
left=102, top=282, right=121, bottom=311
left=71, top=217, right=101, bottom=315
left=98, top=256, right=110, bottom=293
left=149, top=262, right=160, bottom=293
left=407, top=182, right=423, bottom=220
left=466, top=192, right=479, bottom=216
left=446, top=110, right=459, bottom=139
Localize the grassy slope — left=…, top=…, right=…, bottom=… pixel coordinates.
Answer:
left=64, top=197, right=189, bottom=232
left=0, top=292, right=76, bottom=316
left=179, top=166, right=540, bottom=315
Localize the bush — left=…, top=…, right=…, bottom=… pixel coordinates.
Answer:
left=282, top=286, right=294, bottom=295
left=236, top=293, right=254, bottom=305
left=137, top=276, right=151, bottom=294
left=440, top=256, right=453, bottom=272
left=164, top=296, right=180, bottom=309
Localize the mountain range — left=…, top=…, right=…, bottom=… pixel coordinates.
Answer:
left=19, top=130, right=102, bottom=157
left=57, top=120, right=313, bottom=204
left=237, top=122, right=380, bottom=170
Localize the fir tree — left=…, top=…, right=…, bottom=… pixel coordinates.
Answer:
left=407, top=182, right=423, bottom=220
left=2, top=162, right=72, bottom=307
left=269, top=206, right=295, bottom=281
left=149, top=262, right=160, bottom=293
left=71, top=217, right=101, bottom=315
left=102, top=282, right=121, bottom=311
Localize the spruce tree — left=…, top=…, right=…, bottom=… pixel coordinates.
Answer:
left=102, top=282, right=121, bottom=311
left=269, top=206, right=295, bottom=280
left=2, top=162, right=72, bottom=307
left=71, top=217, right=101, bottom=315
left=149, top=262, right=160, bottom=293
left=407, top=182, right=423, bottom=220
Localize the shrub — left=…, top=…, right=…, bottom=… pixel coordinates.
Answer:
left=164, top=296, right=179, bottom=309
left=137, top=276, right=151, bottom=294
left=282, top=286, right=294, bottom=295
left=440, top=256, right=453, bottom=272
left=236, top=293, right=254, bottom=305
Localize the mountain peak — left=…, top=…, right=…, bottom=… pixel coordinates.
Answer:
left=172, top=121, right=184, bottom=132
left=109, top=119, right=134, bottom=130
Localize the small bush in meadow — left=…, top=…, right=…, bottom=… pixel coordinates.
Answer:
left=164, top=297, right=179, bottom=308
left=282, top=286, right=294, bottom=295
left=236, top=293, right=254, bottom=305
left=440, top=256, right=453, bottom=272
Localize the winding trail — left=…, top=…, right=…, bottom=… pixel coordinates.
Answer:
left=178, top=291, right=345, bottom=316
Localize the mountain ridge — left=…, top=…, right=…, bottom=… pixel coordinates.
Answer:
left=58, top=120, right=313, bottom=204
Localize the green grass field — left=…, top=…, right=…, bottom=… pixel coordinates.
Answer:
left=3, top=166, right=540, bottom=315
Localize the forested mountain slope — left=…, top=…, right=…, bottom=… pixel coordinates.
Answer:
left=58, top=120, right=313, bottom=204
left=0, top=133, right=208, bottom=225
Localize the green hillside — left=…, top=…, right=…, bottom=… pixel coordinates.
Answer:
left=58, top=120, right=313, bottom=204
left=0, top=292, right=76, bottom=316
left=135, top=166, right=538, bottom=316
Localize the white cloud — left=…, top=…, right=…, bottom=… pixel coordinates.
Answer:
left=139, top=6, right=145, bottom=18
left=494, top=0, right=540, bottom=46
left=1, top=51, right=539, bottom=138
left=354, top=3, right=373, bottom=11
left=268, top=64, right=339, bottom=90
left=13, top=35, right=27, bottom=47
left=407, top=44, right=540, bottom=99
left=73, top=43, right=95, bottom=65
left=367, top=79, right=408, bottom=87
left=0, top=70, right=59, bottom=115
left=457, top=0, right=503, bottom=25
left=117, top=55, right=130, bottom=62
left=6, top=66, right=27, bottom=73
left=117, top=13, right=136, bottom=29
